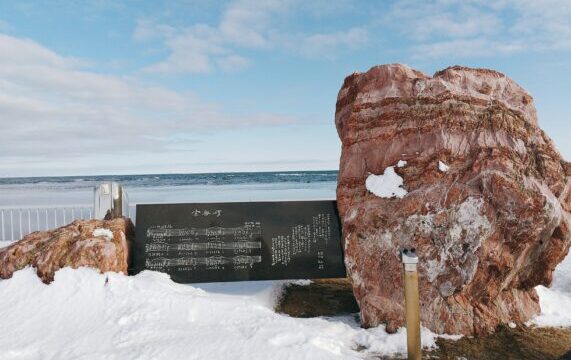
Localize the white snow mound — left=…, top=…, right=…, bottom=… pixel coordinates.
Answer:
left=0, top=267, right=444, bottom=360
left=0, top=241, right=568, bottom=359
left=532, top=254, right=571, bottom=327
left=365, top=166, right=407, bottom=198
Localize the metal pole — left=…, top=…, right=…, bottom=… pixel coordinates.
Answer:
left=401, top=248, right=421, bottom=360
left=19, top=209, right=22, bottom=239
left=111, top=183, right=123, bottom=218
left=93, top=182, right=127, bottom=219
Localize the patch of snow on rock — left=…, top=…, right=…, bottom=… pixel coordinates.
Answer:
left=93, top=228, right=113, bottom=240
left=365, top=167, right=407, bottom=199
left=438, top=161, right=449, bottom=172
left=396, top=160, right=407, bottom=168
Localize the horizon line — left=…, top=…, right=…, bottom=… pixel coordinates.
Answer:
left=0, top=168, right=340, bottom=180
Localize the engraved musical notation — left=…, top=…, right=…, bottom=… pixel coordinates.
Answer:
left=144, top=221, right=263, bottom=273
left=133, top=201, right=346, bottom=283
left=145, top=241, right=262, bottom=252
left=147, top=224, right=261, bottom=238
left=146, top=255, right=262, bottom=269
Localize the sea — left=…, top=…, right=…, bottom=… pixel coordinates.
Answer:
left=0, top=170, right=338, bottom=208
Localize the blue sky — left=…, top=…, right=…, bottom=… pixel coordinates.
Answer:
left=0, top=0, right=570, bottom=177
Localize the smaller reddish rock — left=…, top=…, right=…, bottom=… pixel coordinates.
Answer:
left=0, top=218, right=133, bottom=283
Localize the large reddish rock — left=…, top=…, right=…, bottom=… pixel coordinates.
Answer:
left=336, top=64, right=571, bottom=335
left=0, top=218, right=133, bottom=283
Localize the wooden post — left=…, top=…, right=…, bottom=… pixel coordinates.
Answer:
left=401, top=248, right=421, bottom=360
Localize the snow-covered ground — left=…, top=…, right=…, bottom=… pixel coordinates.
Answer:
left=532, top=252, right=571, bottom=327
left=0, top=245, right=569, bottom=359
left=0, top=267, right=448, bottom=360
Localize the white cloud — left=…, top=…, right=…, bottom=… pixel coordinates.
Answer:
left=411, top=38, right=523, bottom=59
left=296, top=28, right=369, bottom=59
left=0, top=33, right=85, bottom=68
left=0, top=20, right=10, bottom=32
left=501, top=0, right=571, bottom=51
left=216, top=55, right=251, bottom=72
left=218, top=0, right=289, bottom=49
left=0, top=33, right=295, bottom=170
left=133, top=19, right=174, bottom=42
left=135, top=0, right=369, bottom=74
left=135, top=0, right=287, bottom=74
left=141, top=23, right=225, bottom=73
left=386, top=0, right=571, bottom=58
left=387, top=1, right=502, bottom=40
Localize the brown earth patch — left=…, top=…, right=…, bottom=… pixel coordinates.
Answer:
left=275, top=278, right=359, bottom=317
left=276, top=278, right=571, bottom=359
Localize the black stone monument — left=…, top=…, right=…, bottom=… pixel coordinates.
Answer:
left=132, top=200, right=346, bottom=283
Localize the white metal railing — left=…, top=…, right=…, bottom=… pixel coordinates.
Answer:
left=0, top=205, right=92, bottom=242
left=0, top=204, right=137, bottom=242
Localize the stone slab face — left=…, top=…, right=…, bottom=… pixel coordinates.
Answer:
left=132, top=201, right=346, bottom=283
left=335, top=64, right=571, bottom=335
left=0, top=218, right=133, bottom=283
